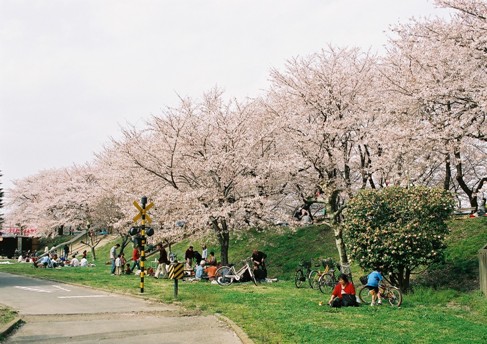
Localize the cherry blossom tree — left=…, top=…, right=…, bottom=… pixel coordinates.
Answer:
left=6, top=165, right=102, bottom=236
left=265, top=46, right=381, bottom=271
left=97, top=89, right=282, bottom=264
left=380, top=0, right=486, bottom=209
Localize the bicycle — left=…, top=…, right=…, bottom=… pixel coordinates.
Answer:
left=216, top=257, right=257, bottom=286
left=294, top=260, right=312, bottom=288
left=358, top=278, right=403, bottom=307
left=317, top=259, right=341, bottom=294
left=309, top=258, right=337, bottom=291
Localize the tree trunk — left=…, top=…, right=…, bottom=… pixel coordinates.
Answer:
left=211, top=217, right=230, bottom=265
left=89, top=235, right=97, bottom=260
left=326, top=186, right=350, bottom=275
left=390, top=266, right=411, bottom=292
left=444, top=155, right=451, bottom=190
left=454, top=147, right=478, bottom=210
left=332, top=225, right=350, bottom=274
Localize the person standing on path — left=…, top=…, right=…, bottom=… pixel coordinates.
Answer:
left=154, top=243, right=170, bottom=278
left=109, top=244, right=120, bottom=275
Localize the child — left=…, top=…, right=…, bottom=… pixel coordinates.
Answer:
left=115, top=254, right=122, bottom=276
left=120, top=253, right=126, bottom=268
left=366, top=268, right=383, bottom=306
left=125, top=263, right=132, bottom=275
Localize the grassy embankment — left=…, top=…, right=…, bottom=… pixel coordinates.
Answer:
left=1, top=217, right=487, bottom=343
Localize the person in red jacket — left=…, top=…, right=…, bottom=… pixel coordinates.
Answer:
left=327, top=274, right=357, bottom=307
left=130, top=246, right=140, bottom=273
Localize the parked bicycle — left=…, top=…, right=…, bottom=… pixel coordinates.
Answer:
left=309, top=257, right=339, bottom=291
left=358, top=277, right=403, bottom=307
left=294, top=260, right=313, bottom=288
left=216, top=257, right=257, bottom=286
left=317, top=258, right=341, bottom=294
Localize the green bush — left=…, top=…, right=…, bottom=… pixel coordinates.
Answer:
left=343, top=186, right=455, bottom=291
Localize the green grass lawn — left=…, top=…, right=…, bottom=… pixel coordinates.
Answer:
left=1, top=218, right=487, bottom=343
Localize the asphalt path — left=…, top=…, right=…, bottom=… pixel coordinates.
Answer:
left=0, top=272, right=244, bottom=343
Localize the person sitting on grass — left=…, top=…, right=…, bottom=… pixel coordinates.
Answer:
left=195, top=260, right=206, bottom=280
left=39, top=255, right=51, bottom=268
left=125, top=263, right=132, bottom=275
left=207, top=251, right=217, bottom=266
left=70, top=255, right=80, bottom=267
left=327, top=274, right=357, bottom=308
left=80, top=256, right=88, bottom=267
left=206, top=264, right=218, bottom=282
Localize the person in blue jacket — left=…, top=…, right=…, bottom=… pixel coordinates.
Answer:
left=366, top=268, right=383, bottom=306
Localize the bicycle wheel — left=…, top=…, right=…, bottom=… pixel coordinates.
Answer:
left=318, top=273, right=334, bottom=294
left=308, top=270, right=320, bottom=289
left=294, top=269, right=306, bottom=288
left=385, top=287, right=403, bottom=307
left=359, top=285, right=373, bottom=304
left=216, top=266, right=233, bottom=286
left=248, top=267, right=258, bottom=286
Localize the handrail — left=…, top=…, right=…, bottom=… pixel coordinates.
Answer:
left=37, top=230, right=88, bottom=258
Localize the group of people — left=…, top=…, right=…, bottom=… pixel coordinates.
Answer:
left=184, top=245, right=217, bottom=267
left=33, top=251, right=89, bottom=268
left=183, top=245, right=268, bottom=283
left=109, top=242, right=171, bottom=278
left=325, top=268, right=383, bottom=308
left=108, top=241, right=270, bottom=284
left=184, top=245, right=218, bottom=281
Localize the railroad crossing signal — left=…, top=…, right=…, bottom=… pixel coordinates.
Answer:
left=132, top=196, right=154, bottom=293
left=133, top=200, right=153, bottom=224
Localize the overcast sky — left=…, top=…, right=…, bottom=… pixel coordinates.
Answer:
left=0, top=0, right=452, bottom=192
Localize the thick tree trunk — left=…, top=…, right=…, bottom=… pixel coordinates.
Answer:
left=332, top=225, right=350, bottom=274
left=390, top=266, right=411, bottom=292
left=327, top=186, right=350, bottom=275
left=211, top=217, right=230, bottom=265
left=454, top=148, right=478, bottom=209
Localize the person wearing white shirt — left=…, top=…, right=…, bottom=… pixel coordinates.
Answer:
left=80, top=257, right=88, bottom=267
left=70, top=255, right=80, bottom=267
left=115, top=255, right=122, bottom=275
left=202, top=245, right=208, bottom=260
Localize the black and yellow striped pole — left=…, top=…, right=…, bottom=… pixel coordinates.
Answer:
left=133, top=196, right=153, bottom=294
left=140, top=196, right=147, bottom=293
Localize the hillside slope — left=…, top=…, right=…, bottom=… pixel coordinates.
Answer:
left=171, top=217, right=487, bottom=287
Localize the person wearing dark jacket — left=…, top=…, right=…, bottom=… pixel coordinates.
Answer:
left=185, top=246, right=194, bottom=267
left=252, top=249, right=267, bottom=281
left=155, top=243, right=170, bottom=278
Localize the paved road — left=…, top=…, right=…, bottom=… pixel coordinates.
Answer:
left=0, top=272, right=243, bottom=343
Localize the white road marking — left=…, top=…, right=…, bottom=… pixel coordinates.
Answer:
left=15, top=286, right=51, bottom=293
left=52, top=285, right=71, bottom=292
left=58, top=295, right=110, bottom=299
